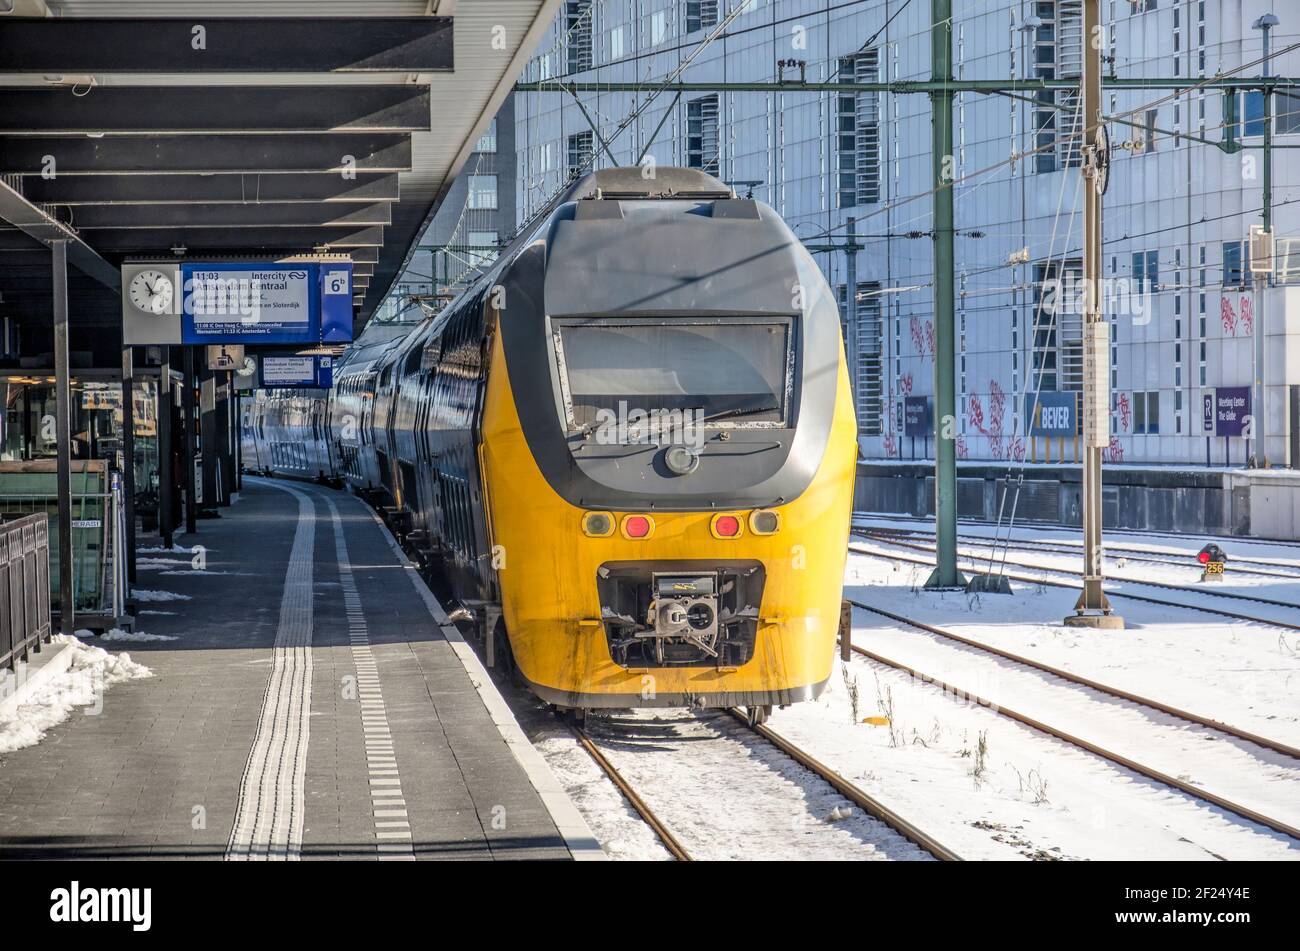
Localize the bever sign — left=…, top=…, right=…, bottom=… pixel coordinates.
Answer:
left=1040, top=405, right=1072, bottom=430
left=1025, top=392, right=1080, bottom=438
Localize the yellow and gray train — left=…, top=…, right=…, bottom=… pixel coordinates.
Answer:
left=243, top=168, right=857, bottom=717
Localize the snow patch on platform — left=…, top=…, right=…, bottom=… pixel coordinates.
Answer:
left=94, top=629, right=177, bottom=643
left=0, top=636, right=152, bottom=754
left=132, top=589, right=192, bottom=603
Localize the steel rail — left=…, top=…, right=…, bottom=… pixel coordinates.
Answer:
left=840, top=638, right=1300, bottom=842
left=855, top=512, right=1300, bottom=556
left=850, top=535, right=1300, bottom=632
left=867, top=525, right=1300, bottom=581
left=572, top=727, right=692, bottom=862
left=726, top=709, right=963, bottom=861
left=856, top=529, right=1300, bottom=611
left=844, top=599, right=1300, bottom=760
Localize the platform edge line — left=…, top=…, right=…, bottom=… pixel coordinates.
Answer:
left=360, top=502, right=607, bottom=861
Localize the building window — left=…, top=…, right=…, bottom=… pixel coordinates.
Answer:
left=686, top=94, right=720, bottom=174
left=838, top=282, right=884, bottom=435
left=610, top=25, right=625, bottom=60
left=475, top=119, right=497, bottom=154
left=1132, top=249, right=1158, bottom=292
left=1139, top=108, right=1158, bottom=152
left=837, top=49, right=881, bottom=207
left=1278, top=92, right=1300, bottom=135
left=651, top=9, right=668, bottom=45
left=566, top=130, right=594, bottom=180
left=1276, top=237, right=1300, bottom=284
left=1133, top=391, right=1160, bottom=434
left=467, top=175, right=497, bottom=210
left=466, top=231, right=498, bottom=269
left=1033, top=258, right=1083, bottom=392
left=1033, top=1, right=1084, bottom=173
left=1222, top=240, right=1250, bottom=288
left=685, top=0, right=718, bottom=33
left=566, top=1, right=593, bottom=73
left=1241, top=91, right=1267, bottom=137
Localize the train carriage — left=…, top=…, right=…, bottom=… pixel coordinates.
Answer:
left=245, top=167, right=858, bottom=716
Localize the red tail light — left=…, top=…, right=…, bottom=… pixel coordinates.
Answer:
left=622, top=515, right=653, bottom=539
left=713, top=515, right=742, bottom=538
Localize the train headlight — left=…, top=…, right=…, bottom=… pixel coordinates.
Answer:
left=710, top=514, right=744, bottom=539
left=621, top=514, right=655, bottom=539
left=663, top=445, right=700, bottom=475
left=749, top=509, right=781, bottom=535
left=582, top=512, right=615, bottom=537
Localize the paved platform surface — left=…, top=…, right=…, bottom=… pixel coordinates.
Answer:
left=0, top=480, right=583, bottom=860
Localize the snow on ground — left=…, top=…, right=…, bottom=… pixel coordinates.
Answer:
left=840, top=589, right=1300, bottom=830
left=92, top=628, right=177, bottom=643
left=136, top=557, right=193, bottom=570
left=577, top=708, right=932, bottom=861
left=856, top=513, right=1300, bottom=571
left=516, top=690, right=928, bottom=860
left=855, top=515, right=1300, bottom=608
left=0, top=636, right=152, bottom=755
left=158, top=569, right=239, bottom=577
left=845, top=544, right=1300, bottom=748
left=767, top=653, right=1298, bottom=860
left=136, top=544, right=194, bottom=555
left=527, top=716, right=673, bottom=861
left=131, top=589, right=192, bottom=603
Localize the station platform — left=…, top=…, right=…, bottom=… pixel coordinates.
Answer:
left=0, top=479, right=598, bottom=860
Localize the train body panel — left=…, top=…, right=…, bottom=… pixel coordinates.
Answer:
left=242, top=167, right=857, bottom=711
left=479, top=326, right=857, bottom=707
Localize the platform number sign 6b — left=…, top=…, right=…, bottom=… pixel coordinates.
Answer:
left=323, top=270, right=350, bottom=296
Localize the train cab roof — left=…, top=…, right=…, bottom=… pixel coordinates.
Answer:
left=562, top=167, right=736, bottom=203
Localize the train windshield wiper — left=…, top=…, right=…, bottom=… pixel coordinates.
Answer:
left=701, top=403, right=780, bottom=424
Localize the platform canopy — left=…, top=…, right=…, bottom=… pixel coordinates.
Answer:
left=0, top=0, right=557, bottom=357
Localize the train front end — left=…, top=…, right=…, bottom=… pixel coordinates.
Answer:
left=482, top=169, right=857, bottom=710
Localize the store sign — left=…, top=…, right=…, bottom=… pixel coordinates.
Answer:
left=1214, top=386, right=1252, bottom=437
left=1202, top=392, right=1215, bottom=434
left=1026, top=391, right=1080, bottom=438
left=260, top=355, right=334, bottom=389
left=122, top=261, right=353, bottom=346
left=903, top=396, right=933, bottom=437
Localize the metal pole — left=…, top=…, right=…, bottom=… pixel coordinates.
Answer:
left=925, top=0, right=964, bottom=589
left=845, top=216, right=859, bottom=412
left=121, top=346, right=137, bottom=585
left=235, top=391, right=243, bottom=492
left=1066, top=0, right=1121, bottom=629
left=51, top=240, right=75, bottom=635
left=182, top=345, right=197, bottom=534
left=1256, top=18, right=1274, bottom=466
left=158, top=353, right=174, bottom=549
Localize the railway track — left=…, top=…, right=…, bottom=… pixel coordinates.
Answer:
left=843, top=598, right=1300, bottom=760
left=839, top=603, right=1300, bottom=842
left=863, top=524, right=1300, bottom=582
left=850, top=531, right=1300, bottom=632
left=858, top=512, right=1300, bottom=561
left=572, top=712, right=962, bottom=862
left=572, top=727, right=693, bottom=861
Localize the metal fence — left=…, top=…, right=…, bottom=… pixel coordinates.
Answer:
left=0, top=513, right=52, bottom=671
left=0, top=487, right=126, bottom=625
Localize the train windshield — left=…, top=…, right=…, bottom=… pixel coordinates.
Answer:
left=554, top=318, right=793, bottom=432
